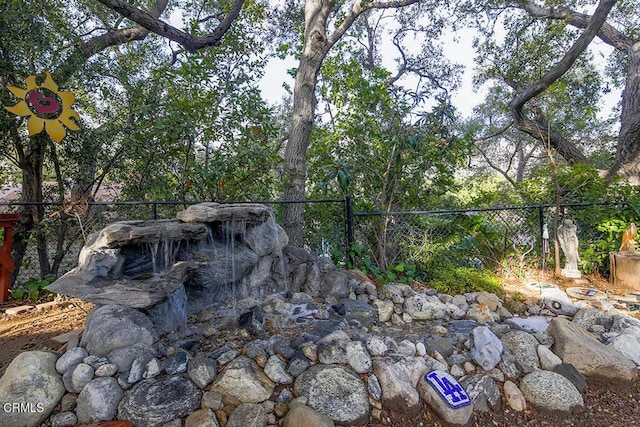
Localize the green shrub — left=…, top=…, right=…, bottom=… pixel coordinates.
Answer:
left=427, top=259, right=503, bottom=295
left=11, top=276, right=56, bottom=301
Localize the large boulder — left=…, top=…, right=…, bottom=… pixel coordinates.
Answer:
left=548, top=317, right=637, bottom=386
left=0, top=351, right=65, bottom=427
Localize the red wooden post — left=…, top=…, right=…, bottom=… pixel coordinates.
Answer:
left=0, top=213, right=20, bottom=302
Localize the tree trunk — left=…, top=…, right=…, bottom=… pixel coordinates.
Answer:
left=611, top=45, right=640, bottom=182
left=281, top=0, right=421, bottom=245
left=282, top=0, right=332, bottom=246
left=11, top=135, right=51, bottom=284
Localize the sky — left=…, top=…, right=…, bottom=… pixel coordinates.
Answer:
left=257, top=32, right=485, bottom=117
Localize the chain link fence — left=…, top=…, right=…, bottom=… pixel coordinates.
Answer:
left=351, top=202, right=636, bottom=281
left=2, top=199, right=633, bottom=287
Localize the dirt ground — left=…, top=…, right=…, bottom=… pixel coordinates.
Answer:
left=0, top=297, right=93, bottom=377
left=1, top=273, right=639, bottom=426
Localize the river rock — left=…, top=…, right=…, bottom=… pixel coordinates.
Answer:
left=211, top=356, right=275, bottom=404
left=76, top=377, right=124, bottom=423
left=337, top=298, right=376, bottom=327
left=503, top=380, right=527, bottom=411
left=117, top=375, right=201, bottom=426
left=537, top=345, right=562, bottom=370
left=0, top=351, right=65, bottom=427
left=519, top=370, right=584, bottom=415
left=372, top=355, right=427, bottom=416
left=283, top=402, right=335, bottom=427
left=295, top=364, right=370, bottom=425
left=187, top=356, right=218, bottom=389
left=185, top=408, right=220, bottom=427
left=226, top=403, right=267, bottom=427
left=500, top=330, right=540, bottom=373
left=372, top=299, right=394, bottom=322
left=476, top=292, right=500, bottom=311
left=317, top=330, right=350, bottom=364
left=346, top=341, right=372, bottom=374
left=62, top=362, right=94, bottom=393
left=264, top=355, right=294, bottom=384
left=80, top=304, right=157, bottom=356
left=404, top=294, right=451, bottom=320
left=470, top=326, right=503, bottom=370
left=55, top=346, right=89, bottom=374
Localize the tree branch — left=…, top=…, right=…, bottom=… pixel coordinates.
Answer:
left=326, top=0, right=420, bottom=50
left=510, top=0, right=617, bottom=109
left=518, top=1, right=632, bottom=51
left=473, top=120, right=514, bottom=142
left=95, top=0, right=245, bottom=53
left=508, top=0, right=617, bottom=164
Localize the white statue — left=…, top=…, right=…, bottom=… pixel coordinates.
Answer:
left=557, top=219, right=581, bottom=278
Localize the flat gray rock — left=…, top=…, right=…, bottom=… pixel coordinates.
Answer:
left=177, top=202, right=271, bottom=223
left=117, top=375, right=201, bottom=426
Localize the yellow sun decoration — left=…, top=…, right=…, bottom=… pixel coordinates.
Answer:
left=4, top=71, right=80, bottom=143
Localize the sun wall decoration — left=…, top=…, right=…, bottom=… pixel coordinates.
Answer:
left=4, top=71, right=80, bottom=143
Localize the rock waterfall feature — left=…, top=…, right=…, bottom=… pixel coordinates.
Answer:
left=48, top=202, right=349, bottom=333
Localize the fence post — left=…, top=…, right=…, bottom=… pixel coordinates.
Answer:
left=538, top=205, right=545, bottom=272
left=345, top=196, right=355, bottom=264
left=152, top=203, right=157, bottom=220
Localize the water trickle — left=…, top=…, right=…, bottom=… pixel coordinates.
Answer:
left=270, top=210, right=288, bottom=292
left=149, top=240, right=159, bottom=273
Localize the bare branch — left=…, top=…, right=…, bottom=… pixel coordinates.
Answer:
left=473, top=120, right=514, bottom=142
left=326, top=0, right=420, bottom=50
